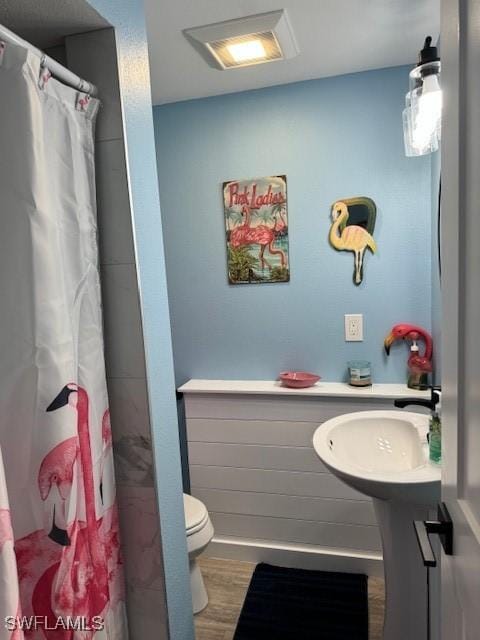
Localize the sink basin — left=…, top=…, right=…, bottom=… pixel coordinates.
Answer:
left=313, top=410, right=440, bottom=502
left=313, top=410, right=441, bottom=640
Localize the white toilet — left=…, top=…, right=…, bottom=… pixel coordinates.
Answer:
left=183, top=493, right=214, bottom=614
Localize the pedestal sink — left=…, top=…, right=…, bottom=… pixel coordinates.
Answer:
left=313, top=410, right=441, bottom=640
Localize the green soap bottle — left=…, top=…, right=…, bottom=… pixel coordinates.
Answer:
left=429, top=412, right=442, bottom=464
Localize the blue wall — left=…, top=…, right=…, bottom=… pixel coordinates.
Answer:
left=87, top=2, right=194, bottom=639
left=154, top=67, right=432, bottom=385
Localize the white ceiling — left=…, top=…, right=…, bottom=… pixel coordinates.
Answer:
left=0, top=0, right=108, bottom=49
left=145, top=0, right=440, bottom=106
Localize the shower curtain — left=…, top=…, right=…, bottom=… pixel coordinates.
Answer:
left=0, top=39, right=127, bottom=639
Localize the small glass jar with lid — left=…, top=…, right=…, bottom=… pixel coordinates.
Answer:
left=348, top=361, right=372, bottom=387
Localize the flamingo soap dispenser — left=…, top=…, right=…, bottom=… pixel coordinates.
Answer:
left=384, top=323, right=433, bottom=389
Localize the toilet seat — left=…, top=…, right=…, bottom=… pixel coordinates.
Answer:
left=184, top=493, right=209, bottom=536
left=183, top=493, right=214, bottom=614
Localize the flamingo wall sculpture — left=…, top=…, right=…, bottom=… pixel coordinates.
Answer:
left=329, top=199, right=377, bottom=285
left=384, top=323, right=433, bottom=389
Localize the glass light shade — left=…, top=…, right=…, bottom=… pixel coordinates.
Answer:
left=403, top=60, right=442, bottom=156
left=403, top=93, right=422, bottom=157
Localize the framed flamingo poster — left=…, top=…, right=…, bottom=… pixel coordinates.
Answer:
left=224, top=175, right=290, bottom=284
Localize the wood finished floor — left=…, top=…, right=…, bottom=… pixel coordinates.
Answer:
left=194, top=557, right=385, bottom=640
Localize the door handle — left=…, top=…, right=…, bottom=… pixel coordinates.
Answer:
left=413, top=502, right=453, bottom=567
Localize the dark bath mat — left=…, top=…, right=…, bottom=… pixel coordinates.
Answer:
left=233, top=563, right=368, bottom=640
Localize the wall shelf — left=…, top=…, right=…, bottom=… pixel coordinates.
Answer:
left=179, top=379, right=430, bottom=400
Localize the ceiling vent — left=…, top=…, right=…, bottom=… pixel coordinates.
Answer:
left=183, top=10, right=299, bottom=70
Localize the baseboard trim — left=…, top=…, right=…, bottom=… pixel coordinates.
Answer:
left=206, top=536, right=384, bottom=577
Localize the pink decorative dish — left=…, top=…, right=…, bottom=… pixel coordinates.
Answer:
left=279, top=371, right=321, bottom=388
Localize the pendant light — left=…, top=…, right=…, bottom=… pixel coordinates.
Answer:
left=403, top=36, right=442, bottom=156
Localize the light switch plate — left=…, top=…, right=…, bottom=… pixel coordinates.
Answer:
left=345, top=314, right=363, bottom=341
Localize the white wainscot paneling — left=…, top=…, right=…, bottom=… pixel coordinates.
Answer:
left=187, top=418, right=319, bottom=447
left=188, top=441, right=327, bottom=473
left=190, top=465, right=366, bottom=501
left=209, top=512, right=381, bottom=552
left=185, top=394, right=395, bottom=422
left=183, top=387, right=394, bottom=575
left=192, top=487, right=376, bottom=527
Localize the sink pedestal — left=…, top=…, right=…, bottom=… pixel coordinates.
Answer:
left=312, top=411, right=442, bottom=640
left=374, top=498, right=437, bottom=640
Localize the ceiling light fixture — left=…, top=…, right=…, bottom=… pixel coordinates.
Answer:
left=227, top=39, right=267, bottom=64
left=183, top=10, right=299, bottom=70
left=403, top=36, right=442, bottom=156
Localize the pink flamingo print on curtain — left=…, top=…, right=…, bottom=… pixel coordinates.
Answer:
left=37, top=437, right=78, bottom=546
left=0, top=509, right=24, bottom=640
left=14, top=385, right=123, bottom=639
left=0, top=510, right=14, bottom=554
left=0, top=448, right=24, bottom=640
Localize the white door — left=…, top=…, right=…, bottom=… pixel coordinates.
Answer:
left=440, top=1, right=480, bottom=638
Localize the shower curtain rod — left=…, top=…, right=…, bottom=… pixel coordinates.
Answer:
left=0, top=23, right=97, bottom=96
